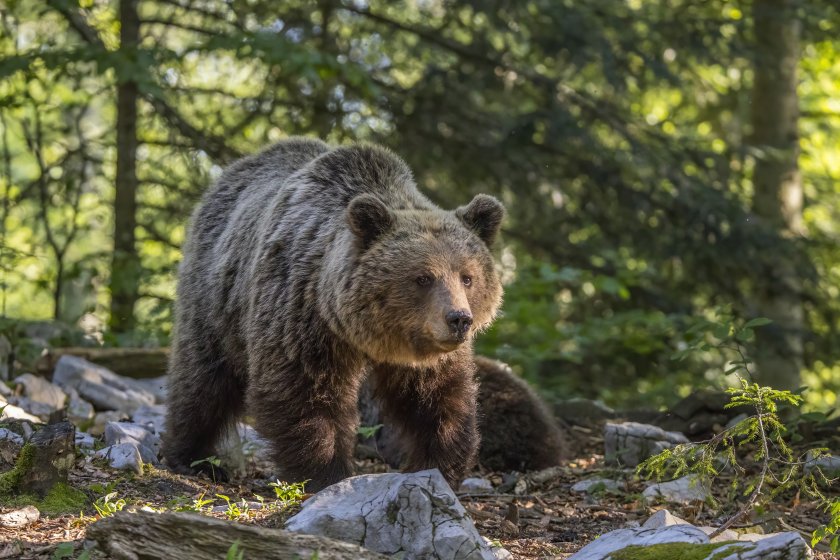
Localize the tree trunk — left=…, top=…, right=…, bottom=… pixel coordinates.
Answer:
left=87, top=511, right=389, bottom=560
left=749, top=0, right=803, bottom=391
left=53, top=256, right=64, bottom=321
left=109, top=0, right=141, bottom=334
left=0, top=421, right=75, bottom=499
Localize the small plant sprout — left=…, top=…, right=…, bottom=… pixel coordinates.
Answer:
left=268, top=479, right=307, bottom=509
left=190, top=455, right=222, bottom=482
left=171, top=491, right=215, bottom=513
left=216, top=493, right=250, bottom=521
left=638, top=316, right=839, bottom=550
left=226, top=540, right=245, bottom=560
left=357, top=424, right=383, bottom=439
left=93, top=492, right=126, bottom=518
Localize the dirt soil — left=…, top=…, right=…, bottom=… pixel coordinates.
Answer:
left=1, top=423, right=837, bottom=559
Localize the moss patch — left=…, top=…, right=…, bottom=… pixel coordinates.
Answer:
left=0, top=483, right=88, bottom=516
left=0, top=441, right=35, bottom=494
left=0, top=440, right=88, bottom=515
left=39, top=482, right=88, bottom=515
left=609, top=541, right=750, bottom=560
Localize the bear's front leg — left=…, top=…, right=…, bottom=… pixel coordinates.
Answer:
left=248, top=360, right=363, bottom=492
left=370, top=350, right=479, bottom=486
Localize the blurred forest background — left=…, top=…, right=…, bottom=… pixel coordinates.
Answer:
left=1, top=0, right=839, bottom=410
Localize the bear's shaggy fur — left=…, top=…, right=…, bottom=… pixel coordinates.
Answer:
left=472, top=356, right=568, bottom=471
left=358, top=356, right=568, bottom=472
left=162, top=138, right=505, bottom=489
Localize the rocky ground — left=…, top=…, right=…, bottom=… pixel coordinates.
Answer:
left=0, top=354, right=837, bottom=559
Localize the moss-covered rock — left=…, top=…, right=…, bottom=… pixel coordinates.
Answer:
left=610, top=541, right=748, bottom=560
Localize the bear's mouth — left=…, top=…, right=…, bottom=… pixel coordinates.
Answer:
left=410, top=332, right=467, bottom=357
left=436, top=339, right=464, bottom=351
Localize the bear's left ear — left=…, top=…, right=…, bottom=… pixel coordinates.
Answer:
left=455, top=194, right=505, bottom=245
left=347, top=194, right=395, bottom=249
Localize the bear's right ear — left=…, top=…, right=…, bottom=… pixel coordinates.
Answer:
left=347, top=194, right=394, bottom=249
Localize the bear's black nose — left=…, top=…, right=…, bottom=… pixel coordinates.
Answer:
left=446, top=310, right=473, bottom=337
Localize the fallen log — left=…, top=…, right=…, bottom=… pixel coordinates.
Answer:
left=87, top=510, right=389, bottom=560
left=37, top=347, right=170, bottom=379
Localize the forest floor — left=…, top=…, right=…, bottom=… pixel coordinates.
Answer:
left=1, top=425, right=836, bottom=559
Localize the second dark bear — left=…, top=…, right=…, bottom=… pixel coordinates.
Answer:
left=162, top=138, right=505, bottom=490
left=359, top=356, right=568, bottom=472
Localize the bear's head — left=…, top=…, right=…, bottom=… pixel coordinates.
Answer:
left=343, top=193, right=505, bottom=365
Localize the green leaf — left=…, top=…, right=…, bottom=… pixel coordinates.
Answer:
left=744, top=318, right=772, bottom=328
left=51, top=543, right=74, bottom=560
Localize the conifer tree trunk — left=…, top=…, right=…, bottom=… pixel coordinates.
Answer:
left=109, top=0, right=140, bottom=333
left=750, top=0, right=803, bottom=390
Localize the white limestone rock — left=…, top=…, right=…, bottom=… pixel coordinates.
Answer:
left=75, top=431, right=96, bottom=450
left=568, top=525, right=709, bottom=560
left=131, top=376, right=168, bottom=404
left=642, top=475, right=711, bottom=504
left=804, top=451, right=840, bottom=477
left=570, top=518, right=812, bottom=560
left=95, top=442, right=143, bottom=474
left=67, top=394, right=95, bottom=427
left=52, top=355, right=155, bottom=413
left=131, top=404, right=167, bottom=435
left=13, top=373, right=67, bottom=410
left=459, top=477, right=494, bottom=494
left=104, top=421, right=160, bottom=464
left=604, top=421, right=689, bottom=467
left=571, top=477, right=623, bottom=495
left=482, top=538, right=512, bottom=560
left=286, top=469, right=494, bottom=560
left=714, top=532, right=812, bottom=559
left=0, top=400, right=41, bottom=423
left=89, top=410, right=128, bottom=436
left=6, top=396, right=55, bottom=421
left=0, top=505, right=40, bottom=528
left=642, top=509, right=691, bottom=529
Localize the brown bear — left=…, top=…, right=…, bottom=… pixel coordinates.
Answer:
left=162, top=138, right=505, bottom=490
left=472, top=356, right=568, bottom=471
left=358, top=356, right=568, bottom=472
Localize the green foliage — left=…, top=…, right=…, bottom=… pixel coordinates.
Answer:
left=190, top=455, right=222, bottom=483
left=170, top=491, right=214, bottom=514
left=357, top=424, right=383, bottom=439
left=51, top=543, right=74, bottom=560
left=0, top=481, right=88, bottom=516
left=51, top=542, right=90, bottom=560
left=268, top=479, right=307, bottom=508
left=638, top=318, right=838, bottom=550
left=813, top=499, right=840, bottom=551
left=226, top=540, right=245, bottom=560
left=92, top=491, right=126, bottom=518
left=38, top=483, right=88, bottom=516
left=215, top=493, right=249, bottom=521
left=87, top=481, right=117, bottom=495
left=0, top=1, right=839, bottom=410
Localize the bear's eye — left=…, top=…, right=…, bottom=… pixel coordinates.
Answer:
left=416, top=275, right=433, bottom=287
left=462, top=275, right=473, bottom=287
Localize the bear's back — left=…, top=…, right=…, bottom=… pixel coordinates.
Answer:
left=175, top=138, right=331, bottom=356
left=190, top=138, right=331, bottom=243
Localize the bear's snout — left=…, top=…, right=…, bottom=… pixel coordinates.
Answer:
left=446, top=310, right=473, bottom=339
